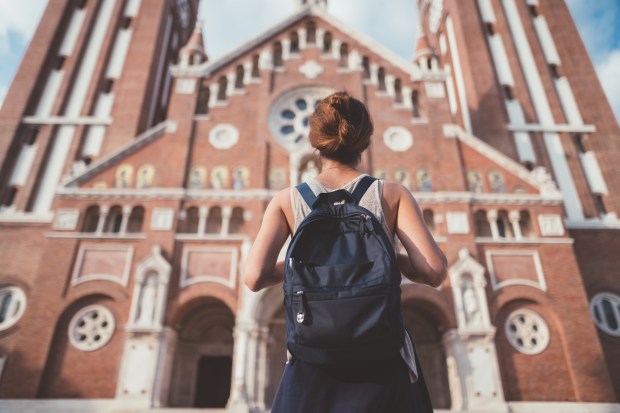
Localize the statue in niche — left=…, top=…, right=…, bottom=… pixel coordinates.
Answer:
left=136, top=164, right=155, bottom=189
left=232, top=166, right=250, bottom=190
left=136, top=274, right=158, bottom=326
left=189, top=166, right=206, bottom=189
left=416, top=168, right=432, bottom=192
left=210, top=166, right=229, bottom=189
left=395, top=169, right=411, bottom=189
left=115, top=164, right=133, bottom=188
left=269, top=168, right=286, bottom=190
left=461, top=277, right=482, bottom=326
left=488, top=170, right=506, bottom=193
left=467, top=171, right=483, bottom=193
left=300, top=160, right=319, bottom=183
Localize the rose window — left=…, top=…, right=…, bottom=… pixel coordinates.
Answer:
left=504, top=309, right=550, bottom=355
left=69, top=305, right=116, bottom=351
left=269, top=87, right=335, bottom=151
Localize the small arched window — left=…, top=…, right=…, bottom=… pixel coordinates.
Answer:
left=217, top=76, right=227, bottom=101
left=82, top=205, right=100, bottom=233
left=362, top=56, right=370, bottom=79
left=206, top=206, right=222, bottom=234
left=377, top=67, right=386, bottom=91
left=339, top=42, right=349, bottom=68
left=412, top=90, right=421, bottom=117
left=229, top=207, right=245, bottom=234
left=519, top=210, right=533, bottom=238
left=273, top=42, right=283, bottom=67
left=184, top=207, right=199, bottom=234
left=323, top=31, right=332, bottom=53
left=475, top=210, right=492, bottom=237
left=235, top=65, right=244, bottom=89
left=290, top=31, right=300, bottom=54
left=306, top=21, right=316, bottom=44
left=251, top=54, right=260, bottom=78
left=104, top=205, right=123, bottom=234
left=394, top=78, right=403, bottom=103
left=497, top=210, right=514, bottom=239
left=195, top=83, right=210, bottom=114
left=127, top=206, right=144, bottom=233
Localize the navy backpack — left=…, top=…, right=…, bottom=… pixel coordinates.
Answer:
left=284, top=176, right=405, bottom=365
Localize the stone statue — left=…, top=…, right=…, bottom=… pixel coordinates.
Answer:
left=136, top=275, right=158, bottom=326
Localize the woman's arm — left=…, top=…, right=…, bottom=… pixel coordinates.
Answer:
left=391, top=183, right=448, bottom=287
left=243, top=189, right=291, bottom=292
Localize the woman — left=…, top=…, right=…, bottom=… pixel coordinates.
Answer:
left=243, top=91, right=447, bottom=412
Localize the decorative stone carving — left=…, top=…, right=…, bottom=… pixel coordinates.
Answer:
left=209, top=124, right=239, bottom=150
left=446, top=212, right=470, bottom=234
left=383, top=126, right=413, bottom=152
left=537, top=214, right=564, bottom=236
left=68, top=305, right=116, bottom=351
left=299, top=59, right=324, bottom=79
left=53, top=209, right=80, bottom=230
left=151, top=208, right=174, bottom=231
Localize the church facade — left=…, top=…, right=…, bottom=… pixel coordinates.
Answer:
left=0, top=0, right=619, bottom=412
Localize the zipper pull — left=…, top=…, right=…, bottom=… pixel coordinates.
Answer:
left=363, top=214, right=374, bottom=234
left=295, top=290, right=305, bottom=323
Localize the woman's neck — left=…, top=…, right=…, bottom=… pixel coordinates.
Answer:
left=315, top=158, right=362, bottom=188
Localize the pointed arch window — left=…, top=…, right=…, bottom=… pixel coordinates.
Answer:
left=251, top=54, right=260, bottom=77
left=362, top=56, right=370, bottom=79
left=196, top=83, right=210, bottom=114
left=519, top=210, right=533, bottom=238
left=183, top=206, right=200, bottom=233
left=229, top=207, right=245, bottom=234
left=412, top=89, right=421, bottom=117
left=496, top=210, right=514, bottom=239
left=394, top=78, right=403, bottom=103
left=475, top=210, right=492, bottom=237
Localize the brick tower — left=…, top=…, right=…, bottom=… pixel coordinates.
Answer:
left=0, top=0, right=618, bottom=412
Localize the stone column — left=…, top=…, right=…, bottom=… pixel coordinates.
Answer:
left=119, top=205, right=132, bottom=235
left=221, top=206, right=232, bottom=236
left=509, top=210, right=522, bottom=240
left=487, top=209, right=499, bottom=239
left=198, top=206, right=208, bottom=236
left=96, top=205, right=109, bottom=235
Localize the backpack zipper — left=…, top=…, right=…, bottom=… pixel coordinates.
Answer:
left=295, top=290, right=305, bottom=323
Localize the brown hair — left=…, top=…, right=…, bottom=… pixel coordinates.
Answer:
left=309, top=91, right=373, bottom=165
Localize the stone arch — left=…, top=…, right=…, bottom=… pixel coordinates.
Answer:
left=38, top=294, right=122, bottom=398
left=493, top=298, right=576, bottom=401
left=168, top=296, right=235, bottom=408
left=401, top=293, right=452, bottom=409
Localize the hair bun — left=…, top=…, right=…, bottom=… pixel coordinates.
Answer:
left=309, top=92, right=373, bottom=165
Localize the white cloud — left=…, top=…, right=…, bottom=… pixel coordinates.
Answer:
left=0, top=0, right=48, bottom=53
left=595, top=49, right=620, bottom=123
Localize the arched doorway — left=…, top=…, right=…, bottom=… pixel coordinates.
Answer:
left=168, top=298, right=234, bottom=407
left=402, top=304, right=451, bottom=409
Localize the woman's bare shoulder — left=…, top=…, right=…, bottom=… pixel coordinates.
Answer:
left=381, top=180, right=408, bottom=205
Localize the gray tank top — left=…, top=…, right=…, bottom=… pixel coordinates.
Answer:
left=289, top=174, right=418, bottom=382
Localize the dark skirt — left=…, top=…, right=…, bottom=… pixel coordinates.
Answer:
left=271, top=353, right=434, bottom=413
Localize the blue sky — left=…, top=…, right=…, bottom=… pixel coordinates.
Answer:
left=0, top=0, right=618, bottom=122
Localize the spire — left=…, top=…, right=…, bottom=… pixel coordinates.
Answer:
left=299, top=0, right=327, bottom=10
left=180, top=21, right=207, bottom=66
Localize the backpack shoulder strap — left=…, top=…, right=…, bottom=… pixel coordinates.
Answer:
left=296, top=182, right=318, bottom=210
left=351, top=176, right=377, bottom=204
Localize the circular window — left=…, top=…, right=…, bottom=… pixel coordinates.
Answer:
left=209, top=124, right=239, bottom=150
left=590, top=292, right=620, bottom=336
left=268, top=87, right=335, bottom=151
left=68, top=305, right=116, bottom=351
left=504, top=309, right=550, bottom=355
left=0, top=286, right=27, bottom=331
left=383, top=126, right=413, bottom=152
